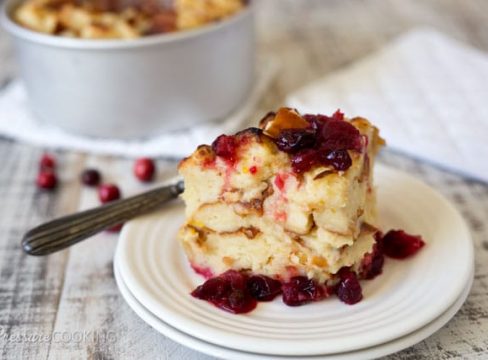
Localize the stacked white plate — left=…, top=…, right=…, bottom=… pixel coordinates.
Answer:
left=114, top=165, right=474, bottom=359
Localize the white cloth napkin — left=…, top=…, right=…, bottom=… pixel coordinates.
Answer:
left=287, top=29, right=488, bottom=183
left=0, top=58, right=278, bottom=159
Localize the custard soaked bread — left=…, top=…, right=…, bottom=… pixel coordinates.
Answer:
left=178, top=108, right=385, bottom=283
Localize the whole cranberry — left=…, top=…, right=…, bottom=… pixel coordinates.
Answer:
left=275, top=129, right=316, bottom=153
left=212, top=135, right=238, bottom=163
left=247, top=275, right=282, bottom=301
left=282, top=276, right=324, bottom=306
left=98, top=184, right=121, bottom=203
left=325, top=149, right=352, bottom=171
left=36, top=171, right=57, bottom=190
left=320, top=118, right=363, bottom=152
left=81, top=169, right=101, bottom=187
left=336, top=270, right=363, bottom=305
left=40, top=153, right=56, bottom=170
left=291, top=149, right=320, bottom=173
left=134, top=158, right=156, bottom=182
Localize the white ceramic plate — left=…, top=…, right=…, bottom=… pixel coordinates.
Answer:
left=116, top=164, right=474, bottom=356
left=114, top=259, right=474, bottom=360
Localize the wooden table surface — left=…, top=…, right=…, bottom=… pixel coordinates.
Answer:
left=1, top=0, right=488, bottom=359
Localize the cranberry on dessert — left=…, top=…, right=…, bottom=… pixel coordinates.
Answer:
left=81, top=169, right=101, bottom=187
left=36, top=171, right=57, bottom=190
left=134, top=158, right=156, bottom=182
left=98, top=184, right=121, bottom=203
left=281, top=276, right=324, bottom=306
left=247, top=275, right=282, bottom=301
left=360, top=243, right=385, bottom=280
left=179, top=108, right=387, bottom=312
left=325, top=149, right=352, bottom=171
left=211, top=135, right=238, bottom=164
left=291, top=149, right=321, bottom=173
left=39, top=153, right=56, bottom=170
left=275, top=129, right=316, bottom=153
left=192, top=270, right=257, bottom=314
left=319, top=117, right=363, bottom=152
left=336, top=270, right=363, bottom=305
left=270, top=110, right=365, bottom=173
left=382, top=230, right=425, bottom=259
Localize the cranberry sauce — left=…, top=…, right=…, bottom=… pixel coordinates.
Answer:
left=191, top=270, right=257, bottom=314
left=274, top=110, right=363, bottom=173
left=247, top=275, right=282, bottom=301
left=281, top=276, right=327, bottom=306
left=336, top=269, right=363, bottom=305
left=382, top=230, right=425, bottom=259
left=211, top=134, right=239, bottom=165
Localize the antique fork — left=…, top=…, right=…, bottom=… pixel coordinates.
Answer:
left=22, top=180, right=184, bottom=256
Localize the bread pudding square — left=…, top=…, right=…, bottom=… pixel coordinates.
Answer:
left=178, top=108, right=385, bottom=283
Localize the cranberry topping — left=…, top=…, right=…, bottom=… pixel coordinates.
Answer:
left=325, top=149, right=352, bottom=171
left=247, top=275, right=282, bottom=301
left=36, top=171, right=57, bottom=190
left=134, top=158, right=156, bottom=182
left=275, top=129, right=316, bottom=153
left=320, top=118, right=363, bottom=152
left=249, top=166, right=258, bottom=175
left=271, top=110, right=363, bottom=173
left=81, top=169, right=101, bottom=187
left=281, top=276, right=324, bottom=306
left=382, top=230, right=425, bottom=259
left=290, top=149, right=321, bottom=174
left=40, top=153, right=56, bottom=170
left=212, top=135, right=238, bottom=164
left=98, top=184, right=121, bottom=203
left=336, top=270, right=363, bottom=305
left=331, top=109, right=345, bottom=121
left=360, top=243, right=385, bottom=280
left=191, top=270, right=257, bottom=314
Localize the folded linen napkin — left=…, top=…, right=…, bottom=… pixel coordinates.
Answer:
left=0, top=58, right=278, bottom=159
left=287, top=29, right=488, bottom=183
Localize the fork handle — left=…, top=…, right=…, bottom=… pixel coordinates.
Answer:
left=22, top=181, right=184, bottom=256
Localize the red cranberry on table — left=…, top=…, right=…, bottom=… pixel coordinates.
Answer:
left=36, top=171, right=57, bottom=190
left=98, top=184, right=121, bottom=203
left=81, top=169, right=101, bottom=187
left=98, top=183, right=123, bottom=231
left=39, top=153, right=56, bottom=170
left=134, top=158, right=156, bottom=182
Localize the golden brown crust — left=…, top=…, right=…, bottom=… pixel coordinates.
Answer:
left=178, top=144, right=215, bottom=170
